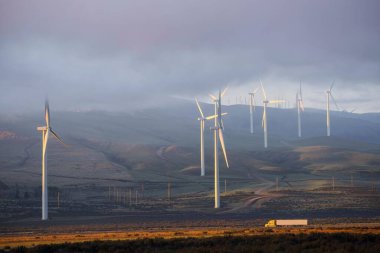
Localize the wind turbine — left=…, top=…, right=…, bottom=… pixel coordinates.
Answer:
left=209, top=88, right=229, bottom=208
left=248, top=88, right=258, bottom=134
left=326, top=81, right=339, bottom=137
left=37, top=99, right=66, bottom=220
left=195, top=99, right=226, bottom=176
left=260, top=81, right=285, bottom=149
left=296, top=81, right=305, bottom=138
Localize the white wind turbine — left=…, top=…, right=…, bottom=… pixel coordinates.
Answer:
left=326, top=81, right=339, bottom=137
left=209, top=88, right=229, bottom=208
left=296, top=81, right=305, bottom=138
left=260, top=81, right=285, bottom=149
left=37, top=99, right=66, bottom=220
left=248, top=88, right=258, bottom=134
left=195, top=99, right=226, bottom=176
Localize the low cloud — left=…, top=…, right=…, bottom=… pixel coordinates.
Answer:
left=0, top=0, right=379, bottom=113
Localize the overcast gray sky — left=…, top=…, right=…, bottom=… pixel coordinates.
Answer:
left=1, top=0, right=379, bottom=113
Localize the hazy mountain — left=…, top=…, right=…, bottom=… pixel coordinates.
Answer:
left=1, top=101, right=380, bottom=148
left=1, top=101, right=380, bottom=190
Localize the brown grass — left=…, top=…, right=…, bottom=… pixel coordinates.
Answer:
left=1, top=224, right=379, bottom=249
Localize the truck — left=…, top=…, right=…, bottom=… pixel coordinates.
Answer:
left=265, top=219, right=308, bottom=227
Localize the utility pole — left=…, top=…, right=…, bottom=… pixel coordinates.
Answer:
left=332, top=176, right=335, bottom=191
left=372, top=180, right=376, bottom=192
left=276, top=177, right=279, bottom=192
left=135, top=189, right=138, bottom=204
left=168, top=182, right=171, bottom=202
left=57, top=192, right=60, bottom=208
left=224, top=179, right=227, bottom=194
left=351, top=174, right=353, bottom=188
left=129, top=188, right=132, bottom=206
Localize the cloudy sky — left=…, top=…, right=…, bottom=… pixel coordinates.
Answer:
left=1, top=0, right=379, bottom=113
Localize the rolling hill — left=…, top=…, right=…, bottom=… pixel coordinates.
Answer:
left=0, top=100, right=379, bottom=189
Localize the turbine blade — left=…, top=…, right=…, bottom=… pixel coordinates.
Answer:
left=221, top=86, right=228, bottom=97
left=330, top=80, right=335, bottom=91
left=218, top=91, right=222, bottom=126
left=209, top=94, right=217, bottom=101
left=195, top=98, right=205, bottom=118
left=299, top=81, right=303, bottom=99
left=42, top=131, right=49, bottom=154
left=206, top=112, right=228, bottom=120
left=269, top=100, right=286, bottom=104
left=50, top=129, right=67, bottom=147
left=206, top=115, right=217, bottom=120
left=260, top=80, right=267, bottom=100
left=218, top=129, right=229, bottom=168
left=45, top=99, right=50, bottom=128
left=330, top=93, right=339, bottom=110
left=300, top=100, right=305, bottom=111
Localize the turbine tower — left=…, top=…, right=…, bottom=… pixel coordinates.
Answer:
left=326, top=81, right=339, bottom=137
left=209, top=88, right=229, bottom=208
left=260, top=81, right=285, bottom=149
left=296, top=81, right=305, bottom=138
left=248, top=88, right=258, bottom=134
left=195, top=98, right=225, bottom=176
left=37, top=99, right=66, bottom=220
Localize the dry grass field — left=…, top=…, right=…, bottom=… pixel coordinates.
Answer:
left=1, top=223, right=380, bottom=249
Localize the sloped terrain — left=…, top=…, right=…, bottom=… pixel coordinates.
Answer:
left=0, top=102, right=379, bottom=223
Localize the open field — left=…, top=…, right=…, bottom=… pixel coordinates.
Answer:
left=3, top=233, right=378, bottom=253
left=1, top=222, right=380, bottom=249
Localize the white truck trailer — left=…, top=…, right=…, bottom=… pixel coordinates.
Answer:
left=265, top=219, right=308, bottom=227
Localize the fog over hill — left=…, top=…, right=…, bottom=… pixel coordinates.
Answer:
left=1, top=100, right=380, bottom=148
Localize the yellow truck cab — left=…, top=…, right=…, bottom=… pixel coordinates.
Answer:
left=265, top=220, right=276, bottom=228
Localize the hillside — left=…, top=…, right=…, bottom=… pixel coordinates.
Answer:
left=0, top=101, right=379, bottom=188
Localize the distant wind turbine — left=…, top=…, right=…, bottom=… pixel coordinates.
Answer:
left=195, top=98, right=226, bottom=176
left=248, top=88, right=258, bottom=134
left=209, top=88, right=229, bottom=208
left=260, top=81, right=285, bottom=149
left=37, top=99, right=66, bottom=220
left=326, top=81, right=339, bottom=137
left=296, top=81, right=305, bottom=138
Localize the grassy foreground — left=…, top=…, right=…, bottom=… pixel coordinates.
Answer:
left=1, top=233, right=379, bottom=253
